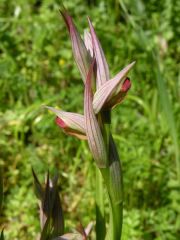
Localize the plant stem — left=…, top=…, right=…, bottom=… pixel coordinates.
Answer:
left=100, top=111, right=123, bottom=240
left=101, top=166, right=123, bottom=240
left=95, top=167, right=106, bottom=240
left=109, top=195, right=123, bottom=240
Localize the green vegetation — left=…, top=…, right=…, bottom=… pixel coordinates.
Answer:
left=0, top=0, right=179, bottom=239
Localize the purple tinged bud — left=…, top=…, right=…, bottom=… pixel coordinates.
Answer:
left=104, top=77, right=132, bottom=109
left=46, top=107, right=86, bottom=140
left=60, top=8, right=91, bottom=83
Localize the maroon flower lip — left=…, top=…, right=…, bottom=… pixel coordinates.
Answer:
left=121, top=77, right=131, bottom=92
left=55, top=116, right=87, bottom=140
left=101, top=77, right=131, bottom=110
left=56, top=117, right=67, bottom=128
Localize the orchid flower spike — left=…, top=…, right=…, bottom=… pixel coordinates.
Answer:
left=47, top=8, right=135, bottom=141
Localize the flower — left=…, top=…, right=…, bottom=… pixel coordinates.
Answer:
left=104, top=77, right=131, bottom=109
left=47, top=8, right=135, bottom=142
left=46, top=107, right=86, bottom=140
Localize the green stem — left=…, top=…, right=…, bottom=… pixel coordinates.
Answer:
left=95, top=167, right=106, bottom=240
left=99, top=111, right=123, bottom=240
left=109, top=197, right=123, bottom=240
left=101, top=168, right=123, bottom=240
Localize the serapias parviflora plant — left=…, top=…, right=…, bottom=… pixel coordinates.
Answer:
left=47, top=6, right=135, bottom=240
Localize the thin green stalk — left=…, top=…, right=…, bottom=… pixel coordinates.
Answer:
left=0, top=168, right=3, bottom=215
left=96, top=167, right=106, bottom=240
left=101, top=167, right=123, bottom=240
left=109, top=198, right=123, bottom=240
left=155, top=59, right=180, bottom=183
left=100, top=111, right=123, bottom=240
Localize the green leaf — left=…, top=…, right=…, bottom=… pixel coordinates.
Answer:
left=32, top=168, right=43, bottom=200
left=43, top=172, right=51, bottom=218
left=0, top=230, right=4, bottom=240
left=33, top=170, right=64, bottom=237
left=51, top=174, right=64, bottom=236
left=155, top=62, right=180, bottom=182
left=95, top=168, right=106, bottom=240
left=40, top=217, right=51, bottom=240
left=0, top=169, right=3, bottom=215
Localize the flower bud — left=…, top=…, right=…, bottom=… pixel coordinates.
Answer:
left=46, top=107, right=86, bottom=140
left=93, top=62, right=135, bottom=114
left=104, top=77, right=131, bottom=109
left=60, top=8, right=91, bottom=83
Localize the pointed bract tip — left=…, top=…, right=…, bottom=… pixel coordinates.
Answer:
left=130, top=61, right=136, bottom=67
left=45, top=106, right=61, bottom=113
left=59, top=1, right=67, bottom=15
left=87, top=16, right=93, bottom=26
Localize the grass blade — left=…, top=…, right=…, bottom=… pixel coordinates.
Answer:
left=0, top=169, right=3, bottom=215
left=95, top=168, right=106, bottom=240
left=155, top=60, right=180, bottom=182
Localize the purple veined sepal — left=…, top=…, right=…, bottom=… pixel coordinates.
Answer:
left=46, top=106, right=86, bottom=140
left=84, top=30, right=93, bottom=58
left=88, top=18, right=110, bottom=89
left=93, top=61, right=135, bottom=114
left=60, top=7, right=92, bottom=83
left=84, top=59, right=108, bottom=168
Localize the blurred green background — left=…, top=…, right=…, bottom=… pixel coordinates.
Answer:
left=0, top=0, right=180, bottom=239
